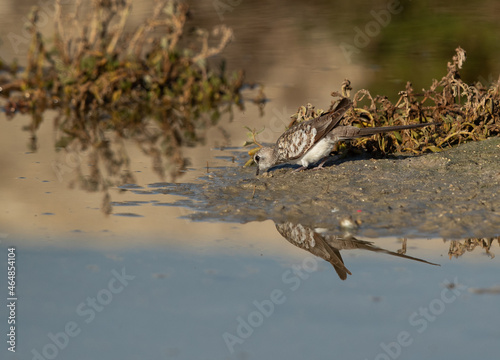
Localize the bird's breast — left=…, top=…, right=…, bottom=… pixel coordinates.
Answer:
left=296, top=137, right=334, bottom=167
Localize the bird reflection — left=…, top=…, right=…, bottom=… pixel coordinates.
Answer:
left=275, top=221, right=439, bottom=280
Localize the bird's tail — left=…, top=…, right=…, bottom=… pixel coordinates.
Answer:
left=333, top=122, right=440, bottom=140
left=356, top=122, right=440, bottom=136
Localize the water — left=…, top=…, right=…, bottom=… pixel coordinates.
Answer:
left=1, top=1, right=500, bottom=359
left=5, top=244, right=499, bottom=359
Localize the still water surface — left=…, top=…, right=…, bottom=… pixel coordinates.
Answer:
left=1, top=1, right=499, bottom=359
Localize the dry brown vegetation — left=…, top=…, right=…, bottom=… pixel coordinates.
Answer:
left=245, top=47, right=500, bottom=166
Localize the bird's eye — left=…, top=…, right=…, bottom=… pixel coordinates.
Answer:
left=255, top=155, right=260, bottom=162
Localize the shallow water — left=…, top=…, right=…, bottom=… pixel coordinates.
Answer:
left=4, top=242, right=500, bottom=359
left=1, top=1, right=500, bottom=359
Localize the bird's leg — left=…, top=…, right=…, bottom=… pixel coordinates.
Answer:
left=292, top=165, right=308, bottom=173
left=312, top=156, right=331, bottom=170
left=293, top=156, right=332, bottom=172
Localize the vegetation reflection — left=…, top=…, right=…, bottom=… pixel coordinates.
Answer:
left=0, top=0, right=265, bottom=214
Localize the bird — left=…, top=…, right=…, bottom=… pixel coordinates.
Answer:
left=275, top=221, right=439, bottom=280
left=253, top=98, right=439, bottom=175
left=275, top=221, right=352, bottom=280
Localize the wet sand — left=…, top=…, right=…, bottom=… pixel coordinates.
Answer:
left=161, top=137, right=500, bottom=239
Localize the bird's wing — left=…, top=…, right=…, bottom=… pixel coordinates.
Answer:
left=275, top=222, right=352, bottom=280
left=275, top=98, right=352, bottom=161
left=311, top=97, right=352, bottom=142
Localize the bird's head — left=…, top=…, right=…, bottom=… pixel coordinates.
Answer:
left=253, top=147, right=275, bottom=176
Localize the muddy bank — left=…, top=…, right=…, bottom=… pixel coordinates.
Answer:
left=156, top=137, right=500, bottom=239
